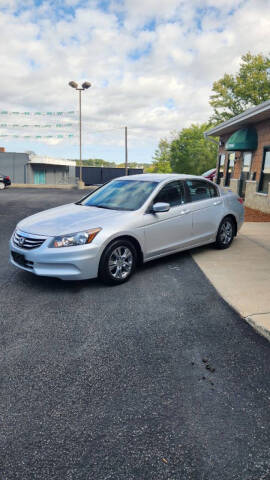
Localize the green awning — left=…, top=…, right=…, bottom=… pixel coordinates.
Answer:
left=225, top=126, right=258, bottom=151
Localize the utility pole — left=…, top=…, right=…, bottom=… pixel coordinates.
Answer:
left=125, top=126, right=128, bottom=175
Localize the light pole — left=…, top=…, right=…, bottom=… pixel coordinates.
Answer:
left=68, top=80, right=91, bottom=184
left=125, top=126, right=128, bottom=175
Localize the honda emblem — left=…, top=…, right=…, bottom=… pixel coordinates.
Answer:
left=19, top=236, right=25, bottom=246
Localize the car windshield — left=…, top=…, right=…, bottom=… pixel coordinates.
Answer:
left=79, top=179, right=159, bottom=211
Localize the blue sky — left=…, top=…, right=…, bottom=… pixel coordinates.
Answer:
left=0, top=0, right=269, bottom=163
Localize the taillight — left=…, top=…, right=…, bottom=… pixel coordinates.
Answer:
left=5, top=176, right=10, bottom=180
left=237, top=197, right=243, bottom=204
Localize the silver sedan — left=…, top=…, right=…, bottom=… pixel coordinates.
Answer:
left=10, top=174, right=244, bottom=285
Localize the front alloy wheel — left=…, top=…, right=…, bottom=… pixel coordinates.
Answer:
left=99, top=239, right=137, bottom=285
left=108, top=246, right=133, bottom=280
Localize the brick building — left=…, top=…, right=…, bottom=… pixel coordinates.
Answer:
left=205, top=100, right=270, bottom=213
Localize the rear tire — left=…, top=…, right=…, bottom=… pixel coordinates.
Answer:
left=215, top=216, right=235, bottom=249
left=98, top=239, right=137, bottom=285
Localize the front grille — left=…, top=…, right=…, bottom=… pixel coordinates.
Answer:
left=13, top=231, right=46, bottom=250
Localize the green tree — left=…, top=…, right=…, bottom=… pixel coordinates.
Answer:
left=210, top=52, right=270, bottom=123
left=170, top=123, right=217, bottom=175
left=77, top=158, right=116, bottom=167
left=145, top=138, right=172, bottom=173
left=118, top=162, right=145, bottom=169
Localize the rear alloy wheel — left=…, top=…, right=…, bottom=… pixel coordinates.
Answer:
left=99, top=239, right=137, bottom=285
left=215, top=217, right=235, bottom=249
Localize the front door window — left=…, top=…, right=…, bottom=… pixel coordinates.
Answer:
left=153, top=180, right=185, bottom=207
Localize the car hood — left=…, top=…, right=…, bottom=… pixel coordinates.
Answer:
left=17, top=203, right=131, bottom=236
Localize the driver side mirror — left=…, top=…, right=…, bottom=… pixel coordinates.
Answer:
left=152, top=202, right=170, bottom=213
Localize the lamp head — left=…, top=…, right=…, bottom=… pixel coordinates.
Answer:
left=82, top=81, right=91, bottom=89
left=69, top=81, right=78, bottom=89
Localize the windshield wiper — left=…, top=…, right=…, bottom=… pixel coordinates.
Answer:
left=93, top=205, right=128, bottom=211
left=77, top=203, right=127, bottom=210
left=75, top=203, right=112, bottom=208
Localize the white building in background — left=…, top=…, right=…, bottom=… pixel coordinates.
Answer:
left=0, top=148, right=76, bottom=185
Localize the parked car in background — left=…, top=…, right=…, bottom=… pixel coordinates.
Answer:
left=10, top=174, right=244, bottom=285
left=202, top=168, right=216, bottom=182
left=0, top=172, right=11, bottom=188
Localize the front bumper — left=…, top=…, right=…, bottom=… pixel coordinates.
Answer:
left=10, top=231, right=101, bottom=280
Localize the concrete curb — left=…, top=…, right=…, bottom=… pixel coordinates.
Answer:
left=192, top=223, right=270, bottom=343
left=245, top=314, right=270, bottom=342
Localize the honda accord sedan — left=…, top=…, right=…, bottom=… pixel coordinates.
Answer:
left=10, top=174, right=244, bottom=285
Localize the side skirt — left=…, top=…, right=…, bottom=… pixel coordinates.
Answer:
left=143, top=237, right=216, bottom=263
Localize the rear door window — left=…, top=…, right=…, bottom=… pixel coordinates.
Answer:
left=185, top=179, right=218, bottom=202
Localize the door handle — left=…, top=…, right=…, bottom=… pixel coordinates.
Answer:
left=180, top=209, right=190, bottom=215
left=213, top=200, right=222, bottom=206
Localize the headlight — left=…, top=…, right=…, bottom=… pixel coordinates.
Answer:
left=53, top=228, right=102, bottom=248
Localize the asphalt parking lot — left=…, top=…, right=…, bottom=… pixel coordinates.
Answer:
left=1, top=188, right=270, bottom=480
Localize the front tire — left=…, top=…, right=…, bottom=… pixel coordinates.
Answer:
left=98, top=239, right=137, bottom=285
left=215, top=217, right=235, bottom=249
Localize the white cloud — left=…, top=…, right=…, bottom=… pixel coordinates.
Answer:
left=0, top=0, right=269, bottom=162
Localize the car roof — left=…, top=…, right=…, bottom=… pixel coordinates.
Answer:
left=116, top=173, right=209, bottom=183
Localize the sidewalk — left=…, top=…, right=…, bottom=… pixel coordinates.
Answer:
left=192, top=223, right=270, bottom=340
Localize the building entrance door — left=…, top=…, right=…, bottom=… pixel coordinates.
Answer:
left=34, top=169, right=46, bottom=184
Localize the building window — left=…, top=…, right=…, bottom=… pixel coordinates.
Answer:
left=238, top=151, right=253, bottom=198
left=259, top=149, right=270, bottom=194
left=217, top=153, right=225, bottom=184
left=225, top=153, right=235, bottom=186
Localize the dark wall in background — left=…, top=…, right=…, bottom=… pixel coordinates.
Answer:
left=0, top=152, right=29, bottom=183
left=76, top=166, right=143, bottom=185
